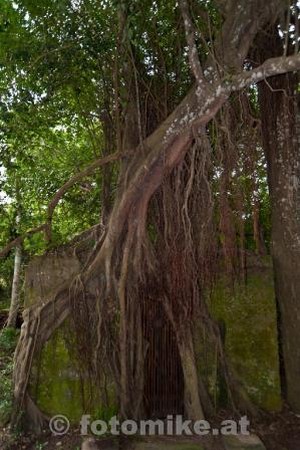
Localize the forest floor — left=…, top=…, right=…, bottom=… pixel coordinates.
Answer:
left=2, top=416, right=300, bottom=450
left=0, top=432, right=246, bottom=450
left=255, top=407, right=300, bottom=450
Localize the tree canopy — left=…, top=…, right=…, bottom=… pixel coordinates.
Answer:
left=0, top=0, right=300, bottom=442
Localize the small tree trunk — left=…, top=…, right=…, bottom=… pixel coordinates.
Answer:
left=253, top=199, right=267, bottom=256
left=7, top=244, right=22, bottom=328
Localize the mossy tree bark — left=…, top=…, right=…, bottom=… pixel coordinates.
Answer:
left=257, top=26, right=300, bottom=413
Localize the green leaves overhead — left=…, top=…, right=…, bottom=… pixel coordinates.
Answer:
left=0, top=0, right=267, bottom=259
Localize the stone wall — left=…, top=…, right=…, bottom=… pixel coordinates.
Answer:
left=25, top=226, right=117, bottom=421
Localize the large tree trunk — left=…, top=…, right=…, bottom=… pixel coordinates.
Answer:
left=257, top=28, right=300, bottom=412
left=11, top=0, right=289, bottom=428
left=7, top=244, right=22, bottom=328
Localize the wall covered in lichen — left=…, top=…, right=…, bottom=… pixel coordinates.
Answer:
left=195, top=256, right=281, bottom=412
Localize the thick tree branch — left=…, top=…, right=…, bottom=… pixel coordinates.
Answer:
left=230, top=53, right=300, bottom=91
left=2, top=56, right=298, bottom=259
left=215, top=0, right=286, bottom=71
left=179, top=0, right=208, bottom=90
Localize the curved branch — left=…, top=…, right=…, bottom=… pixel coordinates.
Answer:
left=45, top=151, right=121, bottom=241
left=0, top=152, right=121, bottom=257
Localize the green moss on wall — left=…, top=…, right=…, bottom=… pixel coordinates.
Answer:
left=29, top=323, right=117, bottom=422
left=205, top=264, right=281, bottom=411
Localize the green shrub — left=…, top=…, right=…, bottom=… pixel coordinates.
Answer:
left=0, top=327, right=20, bottom=354
left=0, top=327, right=19, bottom=425
left=0, top=359, right=13, bottom=426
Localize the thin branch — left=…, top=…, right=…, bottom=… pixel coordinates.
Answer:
left=29, top=44, right=74, bottom=69
left=295, top=0, right=299, bottom=54
left=179, top=0, right=208, bottom=89
left=284, top=1, right=291, bottom=57
left=0, top=152, right=122, bottom=257
left=0, top=225, right=47, bottom=258
left=46, top=151, right=121, bottom=236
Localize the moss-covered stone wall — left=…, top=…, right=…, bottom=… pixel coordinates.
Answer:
left=195, top=257, right=281, bottom=412
left=26, top=227, right=117, bottom=422
left=25, top=231, right=281, bottom=418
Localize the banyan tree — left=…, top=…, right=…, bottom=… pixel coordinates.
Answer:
left=1, top=0, right=300, bottom=431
